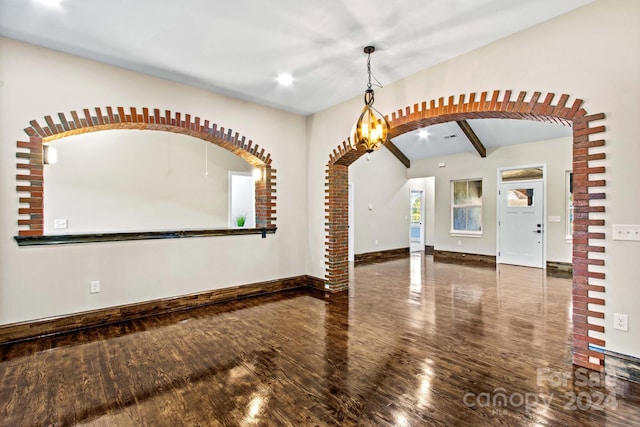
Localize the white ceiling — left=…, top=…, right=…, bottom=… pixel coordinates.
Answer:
left=0, top=0, right=587, bottom=159
left=393, top=118, right=572, bottom=160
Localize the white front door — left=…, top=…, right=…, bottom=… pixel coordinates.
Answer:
left=498, top=181, right=544, bottom=268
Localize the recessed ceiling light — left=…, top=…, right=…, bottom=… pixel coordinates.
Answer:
left=276, top=73, right=294, bottom=86
left=418, top=130, right=429, bottom=139
left=37, top=0, right=63, bottom=7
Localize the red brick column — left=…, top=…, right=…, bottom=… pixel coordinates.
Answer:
left=324, top=163, right=349, bottom=291
left=570, top=114, right=607, bottom=372
left=255, top=165, right=277, bottom=229
left=16, top=136, right=44, bottom=236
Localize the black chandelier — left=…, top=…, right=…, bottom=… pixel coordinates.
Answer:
left=352, top=46, right=390, bottom=153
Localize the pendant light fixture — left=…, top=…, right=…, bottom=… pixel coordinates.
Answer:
left=352, top=46, right=390, bottom=153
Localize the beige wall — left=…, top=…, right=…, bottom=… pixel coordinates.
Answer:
left=0, top=37, right=308, bottom=325
left=307, top=0, right=640, bottom=358
left=408, top=137, right=573, bottom=263
left=44, top=130, right=253, bottom=233
left=352, top=135, right=572, bottom=262
left=350, top=148, right=411, bottom=254
left=1, top=0, right=638, bottom=360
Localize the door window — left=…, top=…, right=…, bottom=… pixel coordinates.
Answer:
left=507, top=188, right=534, bottom=207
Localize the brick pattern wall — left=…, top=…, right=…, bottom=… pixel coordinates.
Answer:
left=324, top=163, right=351, bottom=291
left=15, top=107, right=276, bottom=236
left=255, top=165, right=277, bottom=227
left=325, top=90, right=607, bottom=372
left=16, top=138, right=44, bottom=234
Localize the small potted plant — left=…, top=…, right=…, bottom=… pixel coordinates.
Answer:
left=235, top=214, right=246, bottom=228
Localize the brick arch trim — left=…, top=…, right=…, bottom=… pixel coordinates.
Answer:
left=325, top=90, right=606, bottom=373
left=16, top=106, right=277, bottom=236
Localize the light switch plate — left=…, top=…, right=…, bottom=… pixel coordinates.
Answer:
left=612, top=224, right=640, bottom=241
left=90, top=281, right=100, bottom=294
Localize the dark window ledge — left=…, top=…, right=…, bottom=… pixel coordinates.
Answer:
left=14, top=227, right=277, bottom=246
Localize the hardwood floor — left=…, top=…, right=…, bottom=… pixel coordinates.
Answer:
left=1, top=254, right=638, bottom=426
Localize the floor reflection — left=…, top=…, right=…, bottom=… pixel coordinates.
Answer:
left=1, top=254, right=638, bottom=426
left=408, top=253, right=422, bottom=305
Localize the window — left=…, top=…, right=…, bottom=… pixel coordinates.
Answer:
left=500, top=167, right=543, bottom=182
left=451, top=179, right=482, bottom=235
left=229, top=171, right=256, bottom=229
left=566, top=171, right=573, bottom=239
left=507, top=188, right=534, bottom=207
left=411, top=193, right=421, bottom=223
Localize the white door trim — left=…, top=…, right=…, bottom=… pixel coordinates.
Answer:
left=496, top=164, right=547, bottom=268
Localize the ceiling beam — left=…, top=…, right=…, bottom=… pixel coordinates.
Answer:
left=456, top=120, right=486, bottom=158
left=383, top=140, right=411, bottom=168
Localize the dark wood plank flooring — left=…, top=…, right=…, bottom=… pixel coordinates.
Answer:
left=1, top=254, right=638, bottom=426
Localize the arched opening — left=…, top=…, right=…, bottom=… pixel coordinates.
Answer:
left=15, top=106, right=277, bottom=240
left=325, top=90, right=606, bottom=372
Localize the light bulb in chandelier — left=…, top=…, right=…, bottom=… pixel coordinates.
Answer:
left=352, top=46, right=390, bottom=153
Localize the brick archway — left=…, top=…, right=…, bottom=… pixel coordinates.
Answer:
left=325, top=90, right=606, bottom=372
left=16, top=106, right=276, bottom=236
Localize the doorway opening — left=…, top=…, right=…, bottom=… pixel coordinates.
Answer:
left=229, top=171, right=256, bottom=228
left=410, top=190, right=424, bottom=252
left=324, top=89, right=607, bottom=372
left=497, top=165, right=545, bottom=268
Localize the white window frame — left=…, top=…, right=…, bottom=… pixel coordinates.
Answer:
left=450, top=178, right=483, bottom=237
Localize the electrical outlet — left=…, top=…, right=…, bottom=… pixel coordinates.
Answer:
left=613, top=313, right=628, bottom=331
left=54, top=219, right=68, bottom=229
left=90, top=281, right=100, bottom=294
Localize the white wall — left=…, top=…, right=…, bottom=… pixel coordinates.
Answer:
left=307, top=0, right=640, bottom=358
left=0, top=37, right=307, bottom=325
left=408, top=137, right=572, bottom=262
left=350, top=148, right=410, bottom=254
left=425, top=177, right=435, bottom=247
left=1, top=0, right=638, bottom=360
left=44, top=130, right=252, bottom=233
left=352, top=135, right=572, bottom=262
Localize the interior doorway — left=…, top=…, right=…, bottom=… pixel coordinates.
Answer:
left=497, top=167, right=545, bottom=268
left=410, top=190, right=424, bottom=252
left=324, top=89, right=607, bottom=371
left=229, top=171, right=256, bottom=228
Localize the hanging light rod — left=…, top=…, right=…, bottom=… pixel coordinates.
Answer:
left=352, top=45, right=390, bottom=153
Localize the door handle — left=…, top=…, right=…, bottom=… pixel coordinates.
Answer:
left=532, top=230, right=542, bottom=234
